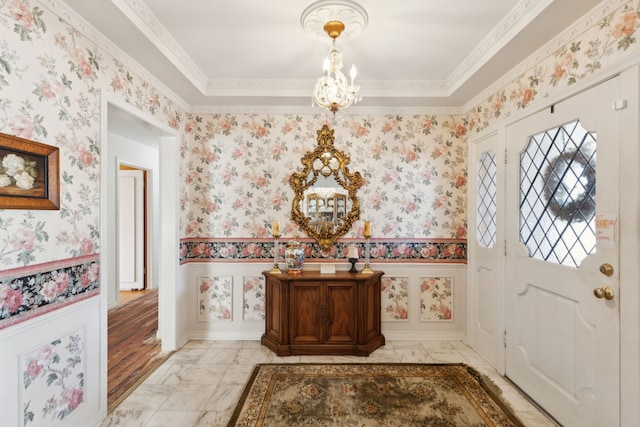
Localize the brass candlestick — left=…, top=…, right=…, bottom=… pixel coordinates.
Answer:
left=362, top=234, right=373, bottom=274
left=270, top=234, right=282, bottom=274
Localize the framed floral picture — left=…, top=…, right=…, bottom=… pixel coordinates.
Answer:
left=0, top=132, right=60, bottom=210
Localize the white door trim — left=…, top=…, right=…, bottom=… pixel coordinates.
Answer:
left=616, top=65, right=640, bottom=426
left=99, top=91, right=179, bottom=420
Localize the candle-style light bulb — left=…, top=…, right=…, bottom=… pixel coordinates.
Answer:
left=349, top=64, right=357, bottom=86
left=323, top=58, right=330, bottom=76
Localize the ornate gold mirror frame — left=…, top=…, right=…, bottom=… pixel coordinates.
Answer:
left=290, top=125, right=362, bottom=250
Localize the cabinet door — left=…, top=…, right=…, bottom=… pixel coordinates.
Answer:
left=264, top=277, right=285, bottom=343
left=363, top=276, right=382, bottom=341
left=325, top=281, right=357, bottom=344
left=290, top=282, right=322, bottom=345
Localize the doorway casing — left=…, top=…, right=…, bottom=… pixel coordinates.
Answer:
left=99, top=91, right=180, bottom=414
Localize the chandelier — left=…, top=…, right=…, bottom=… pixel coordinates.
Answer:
left=313, top=21, right=361, bottom=115
left=301, top=0, right=368, bottom=115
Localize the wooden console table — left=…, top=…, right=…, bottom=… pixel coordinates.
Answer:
left=261, top=270, right=385, bottom=356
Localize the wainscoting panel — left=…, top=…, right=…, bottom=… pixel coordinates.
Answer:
left=183, top=262, right=467, bottom=342
left=243, top=276, right=265, bottom=321
left=197, top=276, right=233, bottom=321
left=0, top=296, right=102, bottom=427
left=420, top=276, right=454, bottom=322
left=381, top=276, right=410, bottom=321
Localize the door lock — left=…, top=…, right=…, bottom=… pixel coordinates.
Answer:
left=593, top=286, right=614, bottom=300
left=599, top=263, right=614, bottom=276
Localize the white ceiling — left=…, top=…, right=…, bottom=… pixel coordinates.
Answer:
left=61, top=0, right=603, bottom=109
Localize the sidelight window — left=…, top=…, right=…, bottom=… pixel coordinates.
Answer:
left=477, top=151, right=497, bottom=248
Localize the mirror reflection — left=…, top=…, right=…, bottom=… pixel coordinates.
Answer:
left=301, top=176, right=349, bottom=228
left=290, top=125, right=362, bottom=250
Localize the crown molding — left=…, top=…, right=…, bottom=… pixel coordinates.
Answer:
left=41, top=0, right=190, bottom=112
left=70, top=0, right=544, bottom=102
left=204, top=79, right=449, bottom=98
left=188, top=104, right=462, bottom=116
left=43, top=0, right=626, bottom=112
left=463, top=0, right=630, bottom=113
left=110, top=0, right=209, bottom=92
left=447, top=0, right=553, bottom=93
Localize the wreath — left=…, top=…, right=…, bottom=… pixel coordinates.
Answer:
left=542, top=151, right=596, bottom=222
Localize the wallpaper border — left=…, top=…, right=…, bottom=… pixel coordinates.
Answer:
left=179, top=238, right=467, bottom=264
left=0, top=254, right=100, bottom=330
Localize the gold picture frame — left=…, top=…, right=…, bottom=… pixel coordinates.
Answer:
left=0, top=132, right=60, bottom=210
left=290, top=125, right=362, bottom=250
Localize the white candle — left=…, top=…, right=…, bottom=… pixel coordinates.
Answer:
left=347, top=245, right=358, bottom=259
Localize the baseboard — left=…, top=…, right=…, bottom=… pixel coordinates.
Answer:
left=188, top=330, right=263, bottom=341
left=383, top=331, right=467, bottom=341
left=182, top=330, right=467, bottom=343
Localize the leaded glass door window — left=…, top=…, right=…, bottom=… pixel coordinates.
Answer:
left=519, top=119, right=596, bottom=267
left=477, top=151, right=497, bottom=248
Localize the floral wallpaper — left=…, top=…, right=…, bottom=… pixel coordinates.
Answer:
left=21, top=329, right=84, bottom=426
left=0, top=0, right=638, bottom=325
left=381, top=276, right=409, bottom=321
left=0, top=0, right=185, bottom=270
left=243, top=275, right=265, bottom=321
left=181, top=114, right=468, bottom=243
left=420, top=276, right=453, bottom=321
left=198, top=276, right=232, bottom=321
left=464, top=0, right=640, bottom=135
left=0, top=0, right=185, bottom=325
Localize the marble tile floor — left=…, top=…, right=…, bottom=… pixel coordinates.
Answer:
left=101, top=340, right=558, bottom=427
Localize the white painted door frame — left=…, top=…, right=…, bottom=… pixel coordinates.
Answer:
left=99, top=92, right=180, bottom=421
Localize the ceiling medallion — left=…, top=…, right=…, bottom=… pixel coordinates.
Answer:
left=301, top=0, right=368, bottom=43
left=301, top=0, right=368, bottom=115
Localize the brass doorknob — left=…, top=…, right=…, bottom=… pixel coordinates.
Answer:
left=599, top=263, right=614, bottom=276
left=593, top=286, right=614, bottom=300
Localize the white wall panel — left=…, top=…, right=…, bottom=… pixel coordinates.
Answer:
left=0, top=297, right=103, bottom=427
left=181, top=262, right=467, bottom=342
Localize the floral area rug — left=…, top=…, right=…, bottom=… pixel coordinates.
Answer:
left=227, top=363, right=525, bottom=427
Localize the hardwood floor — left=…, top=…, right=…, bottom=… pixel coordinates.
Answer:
left=119, top=289, right=151, bottom=304
left=108, top=289, right=170, bottom=411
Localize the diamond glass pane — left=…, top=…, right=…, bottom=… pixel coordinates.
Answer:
left=519, top=120, right=596, bottom=268
left=477, top=151, right=497, bottom=248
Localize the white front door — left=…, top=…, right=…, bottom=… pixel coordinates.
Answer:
left=505, top=77, right=620, bottom=426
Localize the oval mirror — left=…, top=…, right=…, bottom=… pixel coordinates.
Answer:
left=290, top=125, right=362, bottom=250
